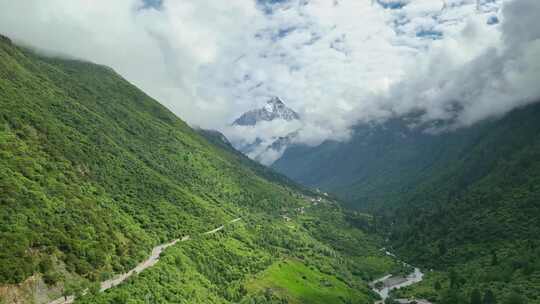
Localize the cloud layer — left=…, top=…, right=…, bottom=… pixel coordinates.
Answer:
left=0, top=0, right=260, bottom=129
left=382, top=0, right=540, bottom=129
left=0, top=0, right=538, bottom=150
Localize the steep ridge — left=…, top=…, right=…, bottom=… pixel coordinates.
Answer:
left=0, top=36, right=396, bottom=303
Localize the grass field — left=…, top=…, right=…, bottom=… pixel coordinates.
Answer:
left=246, top=259, right=372, bottom=304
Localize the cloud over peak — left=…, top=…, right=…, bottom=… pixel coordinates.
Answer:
left=0, top=0, right=538, bottom=155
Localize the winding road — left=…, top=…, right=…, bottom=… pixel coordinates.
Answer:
left=48, top=218, right=242, bottom=304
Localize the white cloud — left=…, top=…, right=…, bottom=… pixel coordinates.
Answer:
left=224, top=119, right=302, bottom=148
left=0, top=0, right=261, bottom=129
left=383, top=0, right=540, bottom=128
left=0, top=0, right=538, bottom=156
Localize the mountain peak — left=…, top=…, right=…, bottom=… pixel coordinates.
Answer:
left=264, top=97, right=285, bottom=112
left=232, top=97, right=300, bottom=126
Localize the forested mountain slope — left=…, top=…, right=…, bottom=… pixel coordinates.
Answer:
left=388, top=102, right=540, bottom=303
left=0, top=35, right=395, bottom=304
left=272, top=115, right=494, bottom=211
left=275, top=91, right=540, bottom=302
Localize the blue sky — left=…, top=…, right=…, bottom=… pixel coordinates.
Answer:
left=142, top=0, right=162, bottom=9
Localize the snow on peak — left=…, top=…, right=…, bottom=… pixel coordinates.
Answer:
left=232, top=97, right=300, bottom=126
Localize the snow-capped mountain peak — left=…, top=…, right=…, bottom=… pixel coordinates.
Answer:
left=263, top=96, right=285, bottom=113
left=232, top=97, right=300, bottom=126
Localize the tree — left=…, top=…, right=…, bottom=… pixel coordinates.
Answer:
left=503, top=292, right=526, bottom=304
left=439, top=242, right=448, bottom=256
left=111, top=292, right=129, bottom=304
left=88, top=282, right=101, bottom=295
left=43, top=271, right=63, bottom=286
left=62, top=282, right=74, bottom=300
left=385, top=297, right=397, bottom=304
left=442, top=289, right=460, bottom=304
left=449, top=269, right=459, bottom=289
left=483, top=290, right=497, bottom=304
left=471, top=289, right=482, bottom=304
left=491, top=250, right=499, bottom=266
left=62, top=281, right=86, bottom=300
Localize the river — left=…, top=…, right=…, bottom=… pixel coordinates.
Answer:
left=371, top=267, right=424, bottom=300
left=369, top=248, right=429, bottom=303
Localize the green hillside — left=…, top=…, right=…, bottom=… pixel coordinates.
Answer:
left=274, top=88, right=540, bottom=302
left=388, top=103, right=540, bottom=303
left=272, top=115, right=493, bottom=212
left=0, top=35, right=395, bottom=303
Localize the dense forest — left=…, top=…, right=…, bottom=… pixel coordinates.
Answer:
left=386, top=102, right=540, bottom=303
left=272, top=66, right=540, bottom=303
left=276, top=91, right=540, bottom=303
left=0, top=35, right=397, bottom=303
left=272, top=111, right=494, bottom=212
left=275, top=100, right=540, bottom=303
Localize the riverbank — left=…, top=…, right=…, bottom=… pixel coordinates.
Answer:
left=370, top=257, right=431, bottom=304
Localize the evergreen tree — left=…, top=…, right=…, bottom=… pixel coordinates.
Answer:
left=384, top=297, right=397, bottom=304
left=491, top=250, right=499, bottom=266
left=503, top=292, right=526, bottom=304
left=449, top=269, right=459, bottom=289
left=442, top=289, right=460, bottom=304
left=471, top=289, right=482, bottom=304
left=484, top=290, right=497, bottom=304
